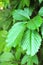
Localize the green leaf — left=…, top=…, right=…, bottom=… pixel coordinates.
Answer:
left=39, top=0, right=43, bottom=3
left=18, top=0, right=30, bottom=8
left=22, top=30, right=41, bottom=56
left=39, top=7, right=43, bottom=16
left=5, top=22, right=26, bottom=51
left=21, top=54, right=38, bottom=65
left=12, top=9, right=30, bottom=21
left=15, top=47, right=21, bottom=60
left=32, top=55, right=39, bottom=64
left=24, top=7, right=33, bottom=16
left=27, top=15, right=42, bottom=30
left=27, top=59, right=33, bottom=65
left=0, top=30, right=7, bottom=53
left=0, top=52, right=14, bottom=62
left=21, top=55, right=29, bottom=64
left=23, top=0, right=30, bottom=7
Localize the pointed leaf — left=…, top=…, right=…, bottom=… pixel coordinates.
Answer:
left=5, top=22, right=26, bottom=52
left=22, top=30, right=41, bottom=56
left=12, top=9, right=30, bottom=21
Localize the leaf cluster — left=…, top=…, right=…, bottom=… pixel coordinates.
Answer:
left=0, top=0, right=43, bottom=65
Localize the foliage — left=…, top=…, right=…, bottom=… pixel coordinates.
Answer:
left=0, top=0, right=43, bottom=65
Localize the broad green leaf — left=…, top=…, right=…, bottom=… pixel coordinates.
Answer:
left=22, top=30, right=41, bottom=56
left=0, top=52, right=14, bottom=62
left=41, top=23, right=43, bottom=38
left=5, top=22, right=26, bottom=51
left=27, top=15, right=42, bottom=30
left=39, top=7, right=43, bottom=16
left=0, top=30, right=7, bottom=53
left=12, top=9, right=30, bottom=21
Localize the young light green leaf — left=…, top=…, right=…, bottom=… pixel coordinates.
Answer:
left=39, top=7, right=43, bottom=16
left=22, top=30, right=41, bottom=56
left=27, top=15, right=42, bottom=30
left=6, top=22, right=26, bottom=51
